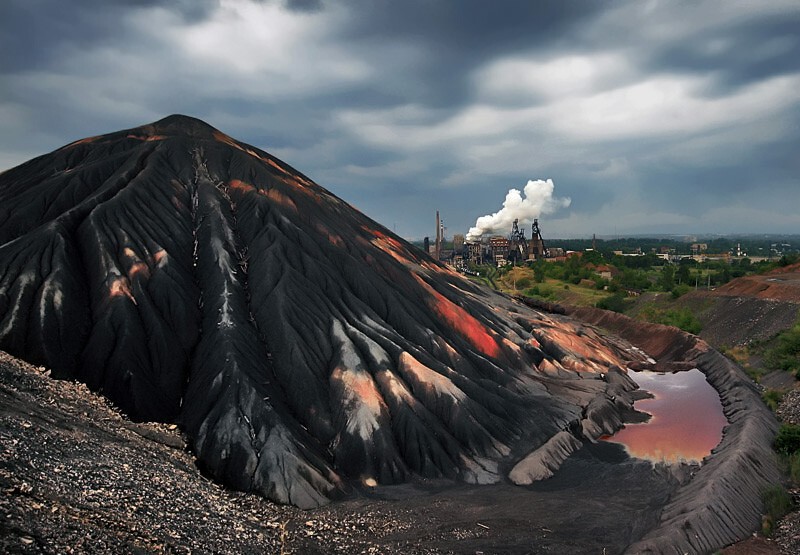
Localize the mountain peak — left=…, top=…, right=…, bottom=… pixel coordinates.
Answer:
left=133, top=114, right=221, bottom=139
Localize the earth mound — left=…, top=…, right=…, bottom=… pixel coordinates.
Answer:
left=0, top=115, right=645, bottom=509
left=675, top=264, right=800, bottom=348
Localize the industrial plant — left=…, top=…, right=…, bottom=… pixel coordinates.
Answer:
left=425, top=211, right=563, bottom=268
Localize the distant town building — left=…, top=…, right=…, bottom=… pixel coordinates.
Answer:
left=594, top=265, right=619, bottom=281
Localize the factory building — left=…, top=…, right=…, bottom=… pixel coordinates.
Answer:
left=460, top=218, right=552, bottom=267
left=489, top=236, right=510, bottom=266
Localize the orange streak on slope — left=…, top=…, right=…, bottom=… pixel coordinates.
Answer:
left=366, top=228, right=417, bottom=265
left=65, top=136, right=101, bottom=148
left=229, top=179, right=255, bottom=193
left=413, top=275, right=501, bottom=359
left=126, top=134, right=166, bottom=142
left=315, top=222, right=345, bottom=248
left=260, top=188, right=298, bottom=212
left=229, top=179, right=299, bottom=212
left=214, top=133, right=319, bottom=200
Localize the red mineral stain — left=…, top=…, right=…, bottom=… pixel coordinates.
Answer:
left=229, top=179, right=255, bottom=194
left=213, top=131, right=243, bottom=150
left=265, top=157, right=290, bottom=175
left=413, top=275, right=501, bottom=359
left=259, top=187, right=298, bottom=212
left=125, top=134, right=166, bottom=142
left=604, top=369, right=726, bottom=464
left=368, top=229, right=414, bottom=265
left=63, top=135, right=102, bottom=149
left=314, top=222, right=344, bottom=248
left=128, top=262, right=149, bottom=278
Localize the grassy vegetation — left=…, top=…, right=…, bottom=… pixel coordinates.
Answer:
left=761, top=424, right=800, bottom=535
left=762, top=389, right=784, bottom=411
left=638, top=306, right=703, bottom=334
left=464, top=247, right=799, bottom=341
left=762, top=484, right=794, bottom=536
left=764, top=318, right=800, bottom=378
left=775, top=424, right=800, bottom=456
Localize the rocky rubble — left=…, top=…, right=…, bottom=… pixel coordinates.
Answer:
left=776, top=389, right=800, bottom=425
left=0, top=348, right=683, bottom=554
left=0, top=351, right=418, bottom=554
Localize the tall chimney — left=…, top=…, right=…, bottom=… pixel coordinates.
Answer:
left=435, top=210, right=441, bottom=260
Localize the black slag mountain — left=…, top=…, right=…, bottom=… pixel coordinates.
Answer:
left=0, top=115, right=647, bottom=508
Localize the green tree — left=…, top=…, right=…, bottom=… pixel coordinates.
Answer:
left=677, top=263, right=690, bottom=284
left=659, top=265, right=675, bottom=291
left=533, top=261, right=546, bottom=283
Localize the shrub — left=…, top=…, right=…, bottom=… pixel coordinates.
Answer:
left=761, top=485, right=793, bottom=536
left=515, top=277, right=532, bottom=289
left=671, top=284, right=691, bottom=298
left=663, top=309, right=702, bottom=334
left=765, top=320, right=800, bottom=377
left=790, top=452, right=800, bottom=485
left=596, top=293, right=628, bottom=313
left=762, top=389, right=784, bottom=411
left=775, top=423, right=800, bottom=456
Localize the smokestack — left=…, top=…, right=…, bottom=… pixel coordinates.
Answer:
left=435, top=210, right=441, bottom=260
left=466, top=179, right=570, bottom=242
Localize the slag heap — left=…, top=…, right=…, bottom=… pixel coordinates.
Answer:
left=0, top=115, right=644, bottom=508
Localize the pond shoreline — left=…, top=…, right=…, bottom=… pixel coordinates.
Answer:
left=566, top=305, right=782, bottom=554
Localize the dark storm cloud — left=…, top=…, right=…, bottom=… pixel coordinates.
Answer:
left=0, top=1, right=214, bottom=72
left=284, top=0, right=323, bottom=12
left=1, top=0, right=798, bottom=236
left=640, top=17, right=800, bottom=93
left=324, top=0, right=603, bottom=108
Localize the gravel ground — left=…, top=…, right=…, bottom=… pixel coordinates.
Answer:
left=770, top=389, right=800, bottom=554
left=0, top=351, right=417, bottom=554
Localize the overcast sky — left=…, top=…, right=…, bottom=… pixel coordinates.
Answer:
left=1, top=0, right=798, bottom=239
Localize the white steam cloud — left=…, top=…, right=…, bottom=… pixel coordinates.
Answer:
left=466, top=179, right=571, bottom=242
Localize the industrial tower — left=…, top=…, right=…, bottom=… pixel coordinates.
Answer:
left=529, top=218, right=548, bottom=260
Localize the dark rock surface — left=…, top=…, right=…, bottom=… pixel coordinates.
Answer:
left=1, top=115, right=648, bottom=509
left=0, top=349, right=678, bottom=554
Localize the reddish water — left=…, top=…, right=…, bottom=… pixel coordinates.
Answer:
left=604, top=369, right=727, bottom=464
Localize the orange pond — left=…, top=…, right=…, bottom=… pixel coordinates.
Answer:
left=603, top=369, right=727, bottom=464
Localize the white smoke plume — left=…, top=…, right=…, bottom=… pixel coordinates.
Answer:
left=466, top=179, right=570, bottom=242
